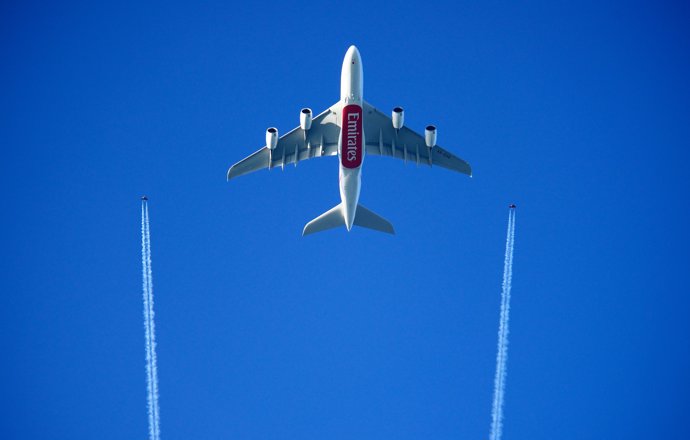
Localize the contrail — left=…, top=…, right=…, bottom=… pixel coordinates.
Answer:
left=141, top=200, right=161, bottom=440
left=489, top=208, right=516, bottom=440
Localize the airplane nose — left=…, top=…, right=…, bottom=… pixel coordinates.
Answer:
left=346, top=45, right=360, bottom=65
left=341, top=45, right=363, bottom=101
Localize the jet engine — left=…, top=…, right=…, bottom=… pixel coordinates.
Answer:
left=425, top=125, right=437, bottom=148
left=392, top=107, right=404, bottom=129
left=266, top=127, right=279, bottom=150
left=300, top=108, right=313, bottom=131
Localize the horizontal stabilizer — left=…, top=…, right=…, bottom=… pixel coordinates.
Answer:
left=303, top=204, right=344, bottom=236
left=353, top=204, right=395, bottom=235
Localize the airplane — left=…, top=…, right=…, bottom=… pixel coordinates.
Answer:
left=141, top=195, right=148, bottom=201
left=227, top=45, right=471, bottom=236
left=509, top=204, right=516, bottom=209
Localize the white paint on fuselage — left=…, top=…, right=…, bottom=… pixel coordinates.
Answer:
left=339, top=45, right=364, bottom=231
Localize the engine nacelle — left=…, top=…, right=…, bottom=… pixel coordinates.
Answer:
left=425, top=125, right=437, bottom=148
left=300, top=108, right=313, bottom=131
left=266, top=127, right=278, bottom=150
left=392, top=107, right=404, bottom=129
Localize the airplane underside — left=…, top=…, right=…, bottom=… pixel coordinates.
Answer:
left=226, top=45, right=471, bottom=236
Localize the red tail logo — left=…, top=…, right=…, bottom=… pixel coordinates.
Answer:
left=341, top=104, right=362, bottom=169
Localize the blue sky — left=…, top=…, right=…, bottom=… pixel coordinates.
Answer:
left=2, top=1, right=689, bottom=438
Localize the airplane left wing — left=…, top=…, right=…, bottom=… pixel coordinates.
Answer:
left=361, top=101, right=472, bottom=176
left=227, top=103, right=342, bottom=180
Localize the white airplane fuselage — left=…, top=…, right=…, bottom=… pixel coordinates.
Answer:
left=227, top=45, right=472, bottom=236
left=338, top=46, right=364, bottom=231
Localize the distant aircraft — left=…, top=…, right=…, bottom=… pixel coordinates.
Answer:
left=141, top=196, right=148, bottom=201
left=227, top=45, right=471, bottom=236
left=509, top=204, right=516, bottom=209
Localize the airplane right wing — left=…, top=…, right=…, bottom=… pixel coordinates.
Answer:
left=227, top=102, right=343, bottom=180
left=361, top=101, right=472, bottom=176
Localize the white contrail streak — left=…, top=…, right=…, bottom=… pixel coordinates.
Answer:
left=490, top=209, right=516, bottom=440
left=141, top=201, right=161, bottom=440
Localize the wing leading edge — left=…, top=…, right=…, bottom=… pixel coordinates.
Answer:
left=227, top=103, right=342, bottom=180
left=361, top=101, right=472, bottom=176
left=227, top=100, right=472, bottom=180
